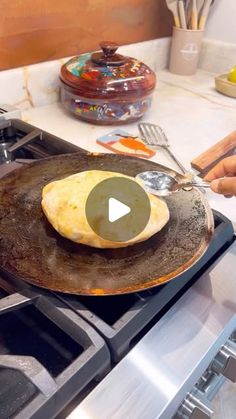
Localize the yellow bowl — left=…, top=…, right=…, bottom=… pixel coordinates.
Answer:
left=215, top=74, right=236, bottom=98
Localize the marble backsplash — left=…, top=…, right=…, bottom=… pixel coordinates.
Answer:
left=199, top=38, right=236, bottom=74
left=0, top=37, right=235, bottom=111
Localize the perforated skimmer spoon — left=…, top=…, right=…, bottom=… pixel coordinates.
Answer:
left=136, top=171, right=211, bottom=197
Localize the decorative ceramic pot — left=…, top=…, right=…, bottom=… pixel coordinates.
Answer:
left=60, top=42, right=156, bottom=125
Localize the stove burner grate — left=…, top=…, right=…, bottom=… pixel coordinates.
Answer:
left=0, top=119, right=85, bottom=173
left=0, top=281, right=110, bottom=419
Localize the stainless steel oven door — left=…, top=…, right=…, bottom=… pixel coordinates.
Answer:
left=69, top=240, right=236, bottom=419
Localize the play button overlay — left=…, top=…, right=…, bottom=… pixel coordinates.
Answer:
left=108, top=198, right=131, bottom=223
left=85, top=177, right=151, bottom=242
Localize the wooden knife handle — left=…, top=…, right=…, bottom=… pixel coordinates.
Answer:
left=191, top=131, right=236, bottom=174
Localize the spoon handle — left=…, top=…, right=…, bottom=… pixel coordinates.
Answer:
left=181, top=180, right=211, bottom=189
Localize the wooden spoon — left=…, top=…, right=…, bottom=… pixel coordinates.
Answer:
left=166, top=0, right=181, bottom=28
left=196, top=0, right=205, bottom=14
left=191, top=0, right=198, bottom=30
left=178, top=0, right=187, bottom=29
left=187, top=0, right=204, bottom=29
left=199, top=0, right=213, bottom=29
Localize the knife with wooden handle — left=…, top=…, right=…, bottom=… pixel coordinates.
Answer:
left=191, top=131, right=236, bottom=175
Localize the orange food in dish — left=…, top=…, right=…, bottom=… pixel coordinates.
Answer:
left=119, top=137, right=154, bottom=156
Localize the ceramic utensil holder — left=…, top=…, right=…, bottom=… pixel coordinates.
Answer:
left=169, top=27, right=204, bottom=75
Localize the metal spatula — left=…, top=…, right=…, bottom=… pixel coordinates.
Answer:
left=139, top=124, right=236, bottom=179
left=138, top=122, right=186, bottom=174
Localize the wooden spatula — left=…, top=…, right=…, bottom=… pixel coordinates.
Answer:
left=191, top=0, right=198, bottom=30
left=196, top=0, right=205, bottom=14
left=166, top=0, right=181, bottom=28
left=178, top=0, right=187, bottom=29
left=196, top=0, right=205, bottom=28
left=187, top=0, right=204, bottom=29
left=191, top=131, right=236, bottom=175
left=199, top=0, right=212, bottom=30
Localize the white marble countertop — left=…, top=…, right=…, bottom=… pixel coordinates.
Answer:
left=22, top=68, right=236, bottom=228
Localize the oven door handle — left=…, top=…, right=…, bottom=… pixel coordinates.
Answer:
left=174, top=321, right=236, bottom=419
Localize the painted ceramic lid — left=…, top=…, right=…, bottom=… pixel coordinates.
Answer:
left=60, top=42, right=156, bottom=99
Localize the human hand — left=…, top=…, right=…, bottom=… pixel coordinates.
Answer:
left=204, top=156, right=236, bottom=196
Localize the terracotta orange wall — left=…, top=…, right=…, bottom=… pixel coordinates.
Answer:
left=0, top=0, right=172, bottom=71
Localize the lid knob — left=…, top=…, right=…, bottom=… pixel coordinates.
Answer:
left=91, top=41, right=126, bottom=66
left=100, top=41, right=119, bottom=58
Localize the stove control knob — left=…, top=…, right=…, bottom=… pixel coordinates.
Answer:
left=211, top=340, right=236, bottom=382
left=176, top=391, right=213, bottom=419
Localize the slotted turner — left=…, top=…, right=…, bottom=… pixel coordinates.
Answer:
left=139, top=124, right=236, bottom=178
left=138, top=122, right=186, bottom=174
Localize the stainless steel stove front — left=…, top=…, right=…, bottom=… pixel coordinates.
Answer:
left=69, top=240, right=236, bottom=419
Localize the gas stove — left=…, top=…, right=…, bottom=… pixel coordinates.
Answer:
left=0, top=118, right=85, bottom=177
left=0, top=119, right=235, bottom=419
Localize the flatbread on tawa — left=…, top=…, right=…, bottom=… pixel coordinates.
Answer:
left=41, top=170, right=169, bottom=248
